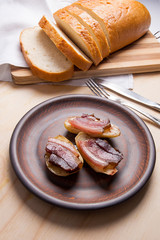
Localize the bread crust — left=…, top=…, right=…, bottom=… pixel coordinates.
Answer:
left=65, top=4, right=110, bottom=59
left=53, top=9, right=103, bottom=65
left=74, top=0, right=151, bottom=53
left=20, top=27, right=74, bottom=82
left=45, top=135, right=83, bottom=176
left=39, top=16, right=92, bottom=71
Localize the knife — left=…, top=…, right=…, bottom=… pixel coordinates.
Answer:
left=94, top=77, right=160, bottom=112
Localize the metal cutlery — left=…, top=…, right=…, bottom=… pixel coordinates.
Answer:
left=94, top=77, right=160, bottom=112
left=154, top=30, right=160, bottom=39
left=86, top=78, right=160, bottom=127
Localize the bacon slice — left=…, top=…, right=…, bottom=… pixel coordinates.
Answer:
left=95, top=139, right=122, bottom=161
left=48, top=137, right=79, bottom=157
left=75, top=132, right=123, bottom=175
left=49, top=153, right=77, bottom=172
left=45, top=136, right=82, bottom=174
left=68, top=114, right=110, bottom=135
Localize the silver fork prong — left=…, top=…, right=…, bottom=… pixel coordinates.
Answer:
left=154, top=30, right=160, bottom=39
left=88, top=78, right=109, bottom=98
left=86, top=79, right=106, bottom=97
left=86, top=80, right=102, bottom=97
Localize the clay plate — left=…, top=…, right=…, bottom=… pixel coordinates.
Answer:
left=10, top=95, right=156, bottom=210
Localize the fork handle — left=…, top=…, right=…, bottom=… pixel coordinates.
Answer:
left=122, top=102, right=160, bottom=127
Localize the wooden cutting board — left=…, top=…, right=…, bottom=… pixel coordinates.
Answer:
left=11, top=31, right=160, bottom=85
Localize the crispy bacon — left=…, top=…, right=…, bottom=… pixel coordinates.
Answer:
left=95, top=139, right=122, bottom=161
left=46, top=139, right=81, bottom=172
left=49, top=153, right=76, bottom=172
left=76, top=134, right=123, bottom=173
left=68, top=114, right=110, bottom=135
left=48, top=137, right=79, bottom=157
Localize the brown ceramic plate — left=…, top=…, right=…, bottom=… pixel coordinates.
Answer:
left=10, top=95, right=156, bottom=210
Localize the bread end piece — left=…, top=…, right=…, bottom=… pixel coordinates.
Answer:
left=20, top=26, right=74, bottom=82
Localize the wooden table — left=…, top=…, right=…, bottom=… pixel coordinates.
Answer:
left=0, top=72, right=160, bottom=240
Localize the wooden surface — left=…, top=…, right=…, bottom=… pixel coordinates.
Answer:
left=11, top=31, right=160, bottom=85
left=0, top=72, right=160, bottom=239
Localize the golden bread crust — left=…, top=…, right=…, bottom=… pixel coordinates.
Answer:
left=74, top=0, right=151, bottom=53
left=65, top=4, right=110, bottom=58
left=53, top=9, right=103, bottom=65
left=39, top=16, right=92, bottom=71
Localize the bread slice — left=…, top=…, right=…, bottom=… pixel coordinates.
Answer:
left=53, top=9, right=103, bottom=65
left=65, top=4, right=110, bottom=59
left=39, top=16, right=92, bottom=71
left=20, top=26, right=74, bottom=82
left=74, top=0, right=151, bottom=53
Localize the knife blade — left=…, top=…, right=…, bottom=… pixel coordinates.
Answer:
left=94, top=77, right=160, bottom=112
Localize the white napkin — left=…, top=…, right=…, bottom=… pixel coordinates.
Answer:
left=0, top=0, right=144, bottom=88
left=50, top=74, right=133, bottom=89
left=0, top=0, right=53, bottom=67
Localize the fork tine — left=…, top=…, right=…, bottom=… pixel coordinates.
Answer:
left=86, top=80, right=101, bottom=97
left=88, top=78, right=109, bottom=98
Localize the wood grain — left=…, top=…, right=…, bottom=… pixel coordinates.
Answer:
left=0, top=73, right=160, bottom=239
left=11, top=31, right=160, bottom=85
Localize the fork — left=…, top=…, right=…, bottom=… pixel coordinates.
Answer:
left=86, top=78, right=160, bottom=127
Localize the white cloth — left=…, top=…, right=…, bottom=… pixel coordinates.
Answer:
left=50, top=74, right=133, bottom=89
left=0, top=0, right=159, bottom=87
left=0, top=0, right=53, bottom=67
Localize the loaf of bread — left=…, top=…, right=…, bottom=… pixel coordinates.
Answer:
left=73, top=0, right=151, bottom=53
left=20, top=26, right=74, bottom=82
left=39, top=15, right=92, bottom=71
left=20, top=0, right=151, bottom=82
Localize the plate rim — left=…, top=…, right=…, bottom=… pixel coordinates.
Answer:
left=9, top=94, right=156, bottom=210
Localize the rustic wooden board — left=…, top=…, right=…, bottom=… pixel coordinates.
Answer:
left=11, top=31, right=160, bottom=85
